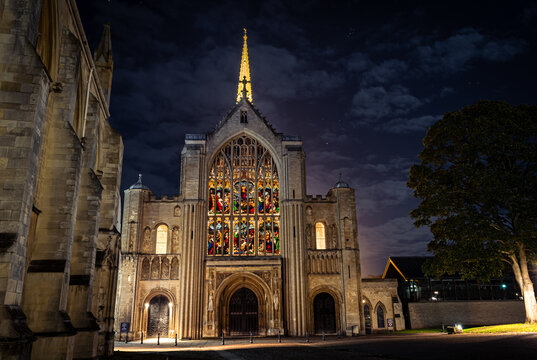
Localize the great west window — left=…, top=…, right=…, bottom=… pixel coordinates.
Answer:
left=208, top=135, right=280, bottom=256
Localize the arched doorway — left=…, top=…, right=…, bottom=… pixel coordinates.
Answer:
left=147, top=295, right=170, bottom=337
left=313, top=292, right=336, bottom=334
left=229, top=287, right=258, bottom=335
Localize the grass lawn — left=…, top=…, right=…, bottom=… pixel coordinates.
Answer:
left=394, top=328, right=443, bottom=334
left=463, top=323, right=537, bottom=333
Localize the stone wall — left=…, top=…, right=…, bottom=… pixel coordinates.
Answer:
left=0, top=1, right=123, bottom=358
left=408, top=300, right=525, bottom=328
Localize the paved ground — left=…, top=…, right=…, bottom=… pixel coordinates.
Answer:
left=112, top=333, right=537, bottom=359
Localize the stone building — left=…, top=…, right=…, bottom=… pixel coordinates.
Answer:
left=115, top=30, right=368, bottom=340
left=0, top=0, right=123, bottom=359
left=361, top=278, right=405, bottom=333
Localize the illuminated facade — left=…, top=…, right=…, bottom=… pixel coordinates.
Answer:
left=115, top=31, right=383, bottom=340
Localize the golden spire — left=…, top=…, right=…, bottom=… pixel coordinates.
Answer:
left=236, top=28, right=253, bottom=103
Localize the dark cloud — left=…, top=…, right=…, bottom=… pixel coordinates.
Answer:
left=379, top=114, right=441, bottom=133
left=350, top=85, right=423, bottom=121
left=361, top=59, right=408, bottom=85
left=78, top=0, right=537, bottom=275
left=414, top=28, right=527, bottom=75
left=346, top=52, right=371, bottom=73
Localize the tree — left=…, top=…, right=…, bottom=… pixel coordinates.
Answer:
left=408, top=100, right=537, bottom=323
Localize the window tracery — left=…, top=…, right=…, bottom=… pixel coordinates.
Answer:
left=208, top=135, right=279, bottom=256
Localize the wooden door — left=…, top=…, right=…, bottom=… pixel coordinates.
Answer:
left=229, top=287, right=258, bottom=335
left=147, top=295, right=169, bottom=337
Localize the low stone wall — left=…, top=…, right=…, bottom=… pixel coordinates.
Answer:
left=408, top=300, right=525, bottom=328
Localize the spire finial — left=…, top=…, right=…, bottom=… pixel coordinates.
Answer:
left=94, top=22, right=113, bottom=65
left=237, top=28, right=253, bottom=103
left=138, top=173, right=142, bottom=182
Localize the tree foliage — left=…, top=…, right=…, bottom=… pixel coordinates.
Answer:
left=408, top=100, right=537, bottom=280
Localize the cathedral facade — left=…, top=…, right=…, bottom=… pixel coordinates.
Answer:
left=115, top=31, right=365, bottom=340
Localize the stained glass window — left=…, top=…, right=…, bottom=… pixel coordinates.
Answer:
left=208, top=135, right=280, bottom=256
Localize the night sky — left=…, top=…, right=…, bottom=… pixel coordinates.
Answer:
left=77, top=0, right=537, bottom=276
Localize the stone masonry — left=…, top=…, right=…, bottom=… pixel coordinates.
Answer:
left=0, top=1, right=123, bottom=359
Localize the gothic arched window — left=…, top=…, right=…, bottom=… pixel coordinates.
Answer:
left=376, top=303, right=385, bottom=328
left=315, top=222, right=326, bottom=250
left=208, top=135, right=279, bottom=256
left=156, top=224, right=168, bottom=254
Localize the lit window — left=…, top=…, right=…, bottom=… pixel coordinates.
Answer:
left=207, top=135, right=280, bottom=256
left=156, top=225, right=168, bottom=254
left=316, top=222, right=326, bottom=250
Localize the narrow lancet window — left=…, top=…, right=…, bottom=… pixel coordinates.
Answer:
left=316, top=222, right=326, bottom=250
left=156, top=224, right=168, bottom=254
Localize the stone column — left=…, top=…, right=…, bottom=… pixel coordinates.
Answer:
left=177, top=138, right=206, bottom=339
left=114, top=186, right=144, bottom=340
left=335, top=187, right=362, bottom=335
left=281, top=143, right=307, bottom=336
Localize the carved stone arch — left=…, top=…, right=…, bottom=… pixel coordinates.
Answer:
left=374, top=301, right=387, bottom=329
left=207, top=130, right=282, bottom=178
left=142, top=287, right=177, bottom=308
left=128, top=221, right=136, bottom=252
left=214, top=272, right=273, bottom=336
left=309, top=285, right=343, bottom=334
left=343, top=216, right=351, bottom=248
left=362, top=295, right=373, bottom=310
left=141, top=288, right=178, bottom=338
left=362, top=295, right=373, bottom=333
left=171, top=226, right=180, bottom=253
left=314, top=220, right=328, bottom=250
left=141, top=257, right=150, bottom=280
left=329, top=224, right=338, bottom=249
left=305, top=223, right=314, bottom=249
left=154, top=223, right=169, bottom=254
left=142, top=226, right=152, bottom=253
left=150, top=257, right=160, bottom=279
left=170, top=257, right=179, bottom=279
left=161, top=257, right=170, bottom=279
left=154, top=222, right=170, bottom=231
